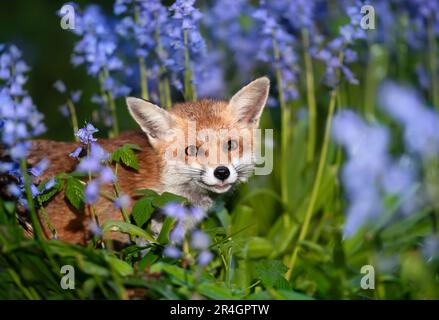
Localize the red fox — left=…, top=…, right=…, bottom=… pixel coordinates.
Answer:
left=5, top=77, right=270, bottom=244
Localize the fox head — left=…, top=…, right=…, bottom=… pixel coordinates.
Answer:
left=126, top=77, right=270, bottom=199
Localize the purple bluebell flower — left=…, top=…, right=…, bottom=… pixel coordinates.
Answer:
left=70, top=90, right=82, bottom=103
left=203, top=0, right=260, bottom=80
left=85, top=180, right=100, bottom=204
left=170, top=222, right=186, bottom=244
left=114, top=194, right=131, bottom=209
left=190, top=230, right=210, bottom=250
left=197, top=251, right=213, bottom=266
left=422, top=235, right=439, bottom=262
left=61, top=3, right=130, bottom=129
left=75, top=123, right=98, bottom=145
left=333, top=109, right=419, bottom=237
left=164, top=246, right=182, bottom=259
left=44, top=178, right=57, bottom=190
left=252, top=3, right=300, bottom=101
left=59, top=104, right=70, bottom=118
left=69, top=147, right=82, bottom=159
left=0, top=44, right=46, bottom=204
left=98, top=166, right=115, bottom=184
left=378, top=82, right=439, bottom=159
left=88, top=219, right=102, bottom=237
left=163, top=202, right=187, bottom=221
left=29, top=158, right=50, bottom=178
left=53, top=80, right=66, bottom=93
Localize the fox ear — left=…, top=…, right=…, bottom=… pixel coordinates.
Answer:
left=229, top=77, right=270, bottom=126
left=126, top=97, right=174, bottom=144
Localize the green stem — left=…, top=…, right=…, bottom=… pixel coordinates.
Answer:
left=113, top=163, right=130, bottom=224
left=66, top=98, right=79, bottom=139
left=302, top=28, right=317, bottom=164
left=139, top=57, right=149, bottom=101
left=155, top=20, right=172, bottom=109
left=37, top=198, right=58, bottom=239
left=19, top=159, right=45, bottom=241
left=364, top=43, right=375, bottom=120
left=286, top=87, right=338, bottom=280
left=428, top=19, right=439, bottom=110
left=99, top=69, right=119, bottom=137
left=285, top=51, right=345, bottom=280
left=183, top=30, right=196, bottom=101
left=134, top=6, right=149, bottom=101
left=273, top=35, right=291, bottom=219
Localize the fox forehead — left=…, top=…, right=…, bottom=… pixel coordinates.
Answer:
left=170, top=99, right=240, bottom=130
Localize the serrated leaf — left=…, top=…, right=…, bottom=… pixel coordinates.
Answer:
left=65, top=176, right=84, bottom=210
left=131, top=196, right=155, bottom=227
left=255, top=260, right=291, bottom=289
left=120, top=147, right=139, bottom=170
left=111, top=144, right=140, bottom=171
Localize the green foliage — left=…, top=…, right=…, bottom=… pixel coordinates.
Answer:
left=65, top=176, right=85, bottom=210
left=110, top=144, right=142, bottom=171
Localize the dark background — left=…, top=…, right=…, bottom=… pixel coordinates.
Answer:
left=0, top=0, right=137, bottom=141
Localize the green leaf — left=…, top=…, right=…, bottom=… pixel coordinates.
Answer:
left=111, top=144, right=140, bottom=171
left=245, top=237, right=273, bottom=258
left=65, top=176, right=85, bottom=210
left=269, top=289, right=314, bottom=300
left=135, top=188, right=159, bottom=197
left=157, top=216, right=174, bottom=245
left=255, top=260, right=290, bottom=289
left=198, top=283, right=239, bottom=300
left=152, top=192, right=187, bottom=207
left=123, top=143, right=142, bottom=151
left=106, top=256, right=134, bottom=276
left=131, top=196, right=155, bottom=227
left=101, top=220, right=156, bottom=243
left=37, top=176, right=65, bottom=203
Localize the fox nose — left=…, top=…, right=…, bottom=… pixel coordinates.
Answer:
left=214, top=166, right=230, bottom=181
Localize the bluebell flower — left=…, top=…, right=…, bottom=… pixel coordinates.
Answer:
left=98, top=166, right=116, bottom=184
left=162, top=203, right=213, bottom=265
left=59, top=104, right=70, bottom=118
left=333, top=109, right=419, bottom=237
left=378, top=82, right=439, bottom=159
left=164, top=246, right=182, bottom=259
left=85, top=180, right=100, bottom=204
left=163, top=202, right=187, bottom=221
left=197, top=251, right=213, bottom=266
left=44, top=178, right=57, bottom=190
left=53, top=80, right=66, bottom=93
left=170, top=223, right=186, bottom=243
left=29, top=158, right=50, bottom=177
left=70, top=90, right=82, bottom=103
left=75, top=123, right=98, bottom=145
left=203, top=0, right=260, bottom=79
left=114, top=194, right=131, bottom=209
left=252, top=3, right=300, bottom=101
left=422, top=235, right=439, bottom=262
left=0, top=44, right=46, bottom=204
left=88, top=219, right=102, bottom=237
left=61, top=3, right=130, bottom=129
left=190, top=230, right=210, bottom=250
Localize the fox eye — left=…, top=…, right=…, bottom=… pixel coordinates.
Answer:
left=226, top=139, right=238, bottom=151
left=185, top=145, right=198, bottom=157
